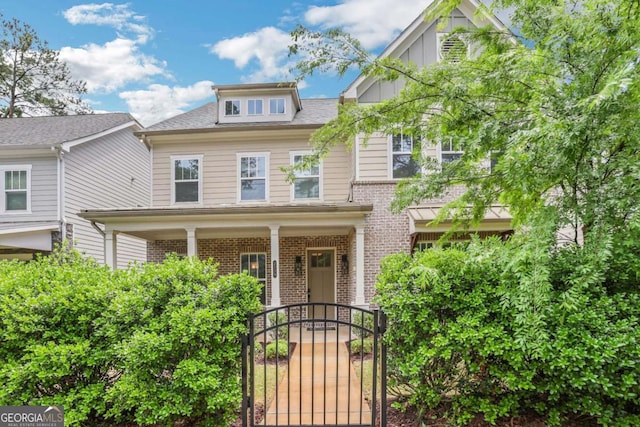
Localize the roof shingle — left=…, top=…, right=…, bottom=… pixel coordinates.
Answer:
left=0, top=113, right=138, bottom=148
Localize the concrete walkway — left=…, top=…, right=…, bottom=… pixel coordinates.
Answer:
left=264, top=328, right=371, bottom=425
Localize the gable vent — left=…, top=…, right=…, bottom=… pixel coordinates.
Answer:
left=437, top=33, right=469, bottom=63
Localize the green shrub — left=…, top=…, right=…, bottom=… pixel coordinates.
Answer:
left=265, top=340, right=289, bottom=360
left=0, top=248, right=263, bottom=427
left=267, top=311, right=289, bottom=341
left=349, top=337, right=373, bottom=355
left=375, top=235, right=640, bottom=426
left=351, top=311, right=374, bottom=338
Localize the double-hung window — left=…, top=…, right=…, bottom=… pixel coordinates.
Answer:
left=241, top=253, right=267, bottom=304
left=391, top=133, right=421, bottom=179
left=224, top=100, right=241, bottom=116
left=238, top=153, right=268, bottom=201
left=269, top=98, right=285, bottom=115
left=2, top=166, right=30, bottom=213
left=171, top=155, right=202, bottom=204
left=291, top=152, right=321, bottom=200
left=439, top=138, right=464, bottom=164
left=248, top=99, right=263, bottom=115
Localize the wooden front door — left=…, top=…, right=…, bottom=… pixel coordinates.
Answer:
left=307, top=250, right=335, bottom=319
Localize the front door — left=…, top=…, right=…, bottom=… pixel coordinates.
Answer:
left=308, top=250, right=335, bottom=319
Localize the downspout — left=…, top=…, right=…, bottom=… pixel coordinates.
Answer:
left=52, top=146, right=66, bottom=243
left=91, top=221, right=105, bottom=237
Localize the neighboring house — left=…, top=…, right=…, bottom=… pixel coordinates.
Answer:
left=80, top=0, right=512, bottom=310
left=0, top=113, right=150, bottom=267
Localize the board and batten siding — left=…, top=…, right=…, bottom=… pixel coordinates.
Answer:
left=64, top=127, right=150, bottom=268
left=0, top=156, right=58, bottom=222
left=151, top=131, right=351, bottom=206
left=359, top=10, right=476, bottom=104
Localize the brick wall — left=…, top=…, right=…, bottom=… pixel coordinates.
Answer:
left=352, top=181, right=464, bottom=302
left=147, top=234, right=351, bottom=307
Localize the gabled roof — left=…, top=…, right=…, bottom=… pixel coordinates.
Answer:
left=0, top=113, right=142, bottom=150
left=141, top=98, right=338, bottom=135
left=341, top=0, right=510, bottom=100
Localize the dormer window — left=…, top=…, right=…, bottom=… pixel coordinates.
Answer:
left=248, top=99, right=263, bottom=115
left=437, top=33, right=469, bottom=63
left=225, top=100, right=241, bottom=116
left=269, top=98, right=285, bottom=115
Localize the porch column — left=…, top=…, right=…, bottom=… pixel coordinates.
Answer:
left=269, top=225, right=281, bottom=307
left=185, top=227, right=197, bottom=257
left=105, top=229, right=117, bottom=269
left=355, top=224, right=366, bottom=306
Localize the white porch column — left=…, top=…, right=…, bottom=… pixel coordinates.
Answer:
left=105, top=229, right=117, bottom=269
left=185, top=227, right=197, bottom=257
left=355, top=224, right=366, bottom=306
left=269, top=225, right=281, bottom=307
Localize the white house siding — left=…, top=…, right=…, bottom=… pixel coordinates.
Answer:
left=64, top=127, right=150, bottom=267
left=151, top=130, right=351, bottom=206
left=358, top=10, right=474, bottom=104
left=0, top=156, right=58, bottom=223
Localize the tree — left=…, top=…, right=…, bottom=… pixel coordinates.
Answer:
left=0, top=16, right=90, bottom=117
left=289, top=0, right=640, bottom=247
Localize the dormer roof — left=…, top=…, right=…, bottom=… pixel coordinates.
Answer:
left=212, top=82, right=302, bottom=113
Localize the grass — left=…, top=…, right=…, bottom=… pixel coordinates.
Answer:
left=252, top=362, right=286, bottom=407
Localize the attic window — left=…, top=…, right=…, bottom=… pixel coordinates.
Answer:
left=225, top=100, right=241, bottom=116
left=437, top=33, right=469, bottom=63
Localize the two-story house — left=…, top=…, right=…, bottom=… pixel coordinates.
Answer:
left=0, top=113, right=150, bottom=266
left=81, top=0, right=512, bottom=310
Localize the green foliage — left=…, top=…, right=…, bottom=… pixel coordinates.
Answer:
left=267, top=311, right=289, bottom=341
left=0, top=247, right=262, bottom=426
left=0, top=17, right=90, bottom=116
left=375, top=238, right=640, bottom=426
left=349, top=337, right=373, bottom=355
left=264, top=340, right=289, bottom=360
left=351, top=311, right=374, bottom=338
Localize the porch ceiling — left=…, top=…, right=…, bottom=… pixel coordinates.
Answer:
left=79, top=203, right=372, bottom=242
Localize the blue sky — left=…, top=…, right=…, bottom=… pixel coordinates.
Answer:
left=0, top=1, right=432, bottom=126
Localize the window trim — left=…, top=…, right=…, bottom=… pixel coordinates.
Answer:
left=290, top=151, right=323, bottom=201
left=1, top=165, right=31, bottom=214
left=224, top=99, right=241, bottom=116
left=170, top=155, right=203, bottom=206
left=269, top=98, right=286, bottom=115
left=437, top=137, right=464, bottom=165
left=388, top=133, right=421, bottom=179
left=247, top=99, right=263, bottom=116
left=237, top=152, right=270, bottom=203
left=240, top=252, right=267, bottom=304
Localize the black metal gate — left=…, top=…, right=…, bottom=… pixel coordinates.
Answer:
left=241, top=303, right=386, bottom=427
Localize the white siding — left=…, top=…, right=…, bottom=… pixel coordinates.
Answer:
left=152, top=130, right=351, bottom=206
left=359, top=10, right=475, bottom=103
left=0, top=156, right=58, bottom=223
left=64, top=127, right=150, bottom=268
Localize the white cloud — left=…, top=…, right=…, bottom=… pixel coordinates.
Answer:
left=63, top=3, right=153, bottom=43
left=60, top=38, right=168, bottom=93
left=304, top=0, right=428, bottom=49
left=119, top=80, right=215, bottom=126
left=210, top=27, right=295, bottom=83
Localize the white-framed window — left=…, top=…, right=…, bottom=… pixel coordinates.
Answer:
left=437, top=33, right=470, bottom=63
left=439, top=138, right=464, bottom=164
left=171, top=155, right=203, bottom=205
left=238, top=153, right=269, bottom=202
left=269, top=98, right=285, bottom=115
left=291, top=151, right=321, bottom=200
left=390, top=133, right=421, bottom=179
left=248, top=99, right=263, bottom=115
left=241, top=253, right=267, bottom=304
left=1, top=165, right=31, bottom=213
left=224, top=99, right=241, bottom=116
